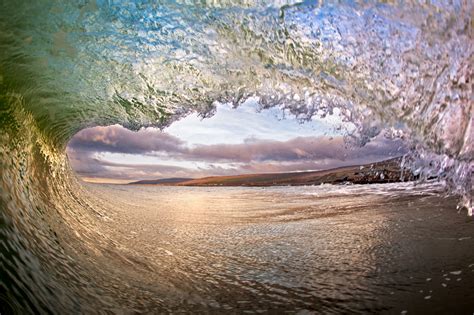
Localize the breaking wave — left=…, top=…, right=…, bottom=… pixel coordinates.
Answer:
left=0, top=0, right=472, bottom=313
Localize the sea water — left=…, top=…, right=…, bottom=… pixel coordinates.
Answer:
left=37, top=182, right=472, bottom=313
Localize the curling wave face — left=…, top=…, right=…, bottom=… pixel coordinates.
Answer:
left=0, top=0, right=472, bottom=313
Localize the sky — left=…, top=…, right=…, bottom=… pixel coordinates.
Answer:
left=66, top=100, right=407, bottom=183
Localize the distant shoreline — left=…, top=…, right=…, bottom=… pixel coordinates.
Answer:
left=127, top=157, right=416, bottom=187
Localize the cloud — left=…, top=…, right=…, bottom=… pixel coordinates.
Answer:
left=184, top=136, right=403, bottom=163
left=67, top=125, right=407, bottom=181
left=68, top=125, right=185, bottom=154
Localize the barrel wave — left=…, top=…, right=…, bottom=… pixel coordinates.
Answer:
left=0, top=0, right=472, bottom=313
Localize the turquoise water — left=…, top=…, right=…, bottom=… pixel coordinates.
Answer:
left=0, top=1, right=472, bottom=313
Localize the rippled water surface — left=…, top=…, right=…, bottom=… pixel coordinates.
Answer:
left=42, top=182, right=471, bottom=314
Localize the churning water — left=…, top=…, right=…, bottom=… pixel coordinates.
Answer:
left=0, top=0, right=472, bottom=313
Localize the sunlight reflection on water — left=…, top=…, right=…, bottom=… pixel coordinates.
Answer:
left=77, top=182, right=474, bottom=313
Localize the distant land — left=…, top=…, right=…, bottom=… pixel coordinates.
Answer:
left=128, top=157, right=416, bottom=187
left=129, top=177, right=193, bottom=185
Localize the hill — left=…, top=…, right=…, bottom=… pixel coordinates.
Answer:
left=129, top=177, right=193, bottom=185
left=176, top=157, right=415, bottom=187
left=127, top=157, right=415, bottom=187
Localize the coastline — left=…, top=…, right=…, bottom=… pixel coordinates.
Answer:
left=128, top=157, right=417, bottom=187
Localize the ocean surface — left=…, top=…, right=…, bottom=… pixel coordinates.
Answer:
left=0, top=1, right=472, bottom=313
left=11, top=181, right=469, bottom=314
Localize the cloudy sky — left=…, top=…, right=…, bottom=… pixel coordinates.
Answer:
left=66, top=100, right=407, bottom=183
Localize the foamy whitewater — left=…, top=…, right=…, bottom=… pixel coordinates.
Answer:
left=0, top=0, right=472, bottom=313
